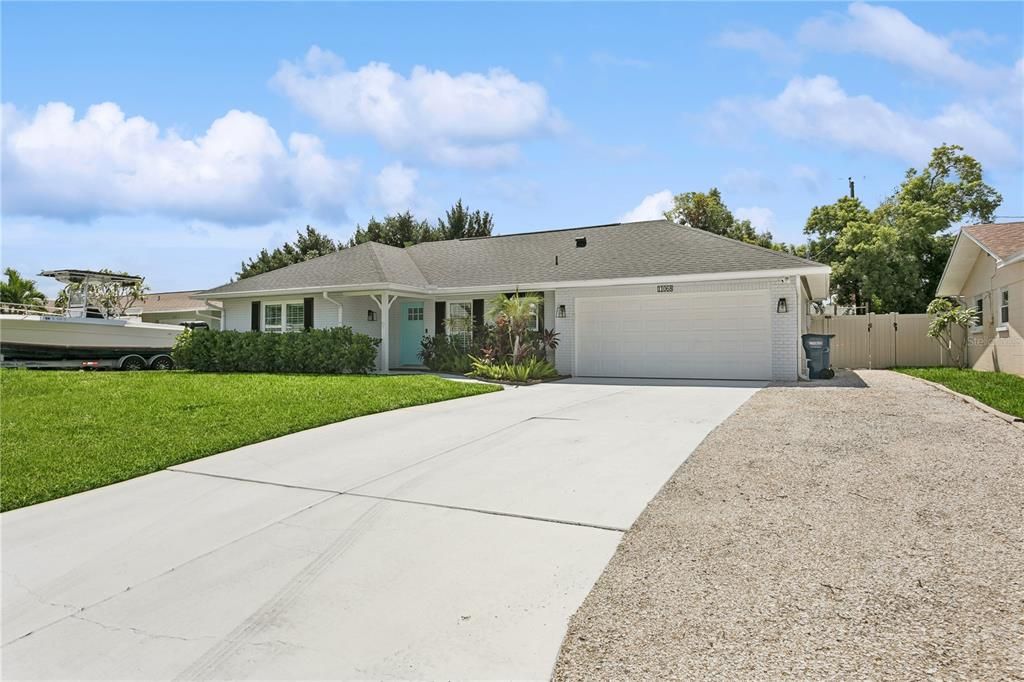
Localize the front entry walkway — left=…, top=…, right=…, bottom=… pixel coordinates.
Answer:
left=2, top=379, right=763, bottom=679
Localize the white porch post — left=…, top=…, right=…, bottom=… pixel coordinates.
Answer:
left=370, top=293, right=397, bottom=373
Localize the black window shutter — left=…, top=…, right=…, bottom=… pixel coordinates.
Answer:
left=434, top=301, right=446, bottom=335
left=472, top=299, right=484, bottom=327
left=251, top=301, right=261, bottom=331
left=303, top=297, right=314, bottom=330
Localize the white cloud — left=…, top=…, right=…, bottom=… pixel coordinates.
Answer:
left=734, top=206, right=776, bottom=231
left=1, top=101, right=360, bottom=223
left=798, top=3, right=1005, bottom=89
left=620, top=190, right=673, bottom=223
left=715, top=28, right=800, bottom=64
left=271, top=46, right=564, bottom=168
left=373, top=162, right=418, bottom=212
left=724, top=75, right=1017, bottom=166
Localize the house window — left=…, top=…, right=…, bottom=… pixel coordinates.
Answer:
left=264, top=302, right=305, bottom=333
left=972, top=297, right=984, bottom=331
left=1000, top=289, right=1009, bottom=326
left=407, top=306, right=424, bottom=321
left=528, top=303, right=540, bottom=332
left=447, top=301, right=473, bottom=350
left=286, top=303, right=305, bottom=332
left=264, top=304, right=282, bottom=333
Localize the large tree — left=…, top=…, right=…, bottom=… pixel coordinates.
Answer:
left=348, top=211, right=436, bottom=248
left=0, top=268, right=47, bottom=311
left=663, top=188, right=785, bottom=251
left=436, top=199, right=493, bottom=240
left=349, top=201, right=495, bottom=247
left=804, top=144, right=1002, bottom=313
left=238, top=226, right=341, bottom=279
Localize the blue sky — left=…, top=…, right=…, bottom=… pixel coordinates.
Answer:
left=3, top=2, right=1022, bottom=296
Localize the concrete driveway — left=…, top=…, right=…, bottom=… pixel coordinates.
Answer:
left=2, top=378, right=762, bottom=680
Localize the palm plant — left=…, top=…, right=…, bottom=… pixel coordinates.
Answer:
left=0, top=268, right=47, bottom=312
left=487, top=292, right=541, bottom=365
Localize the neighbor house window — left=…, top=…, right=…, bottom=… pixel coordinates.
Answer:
left=264, top=302, right=305, bottom=333
left=447, top=301, right=473, bottom=350
left=973, top=297, right=984, bottom=331
left=999, top=289, right=1009, bottom=326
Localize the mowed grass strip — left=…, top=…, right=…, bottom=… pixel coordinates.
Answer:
left=895, top=367, right=1024, bottom=419
left=0, top=370, right=500, bottom=511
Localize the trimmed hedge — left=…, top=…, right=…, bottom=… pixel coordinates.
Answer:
left=172, top=327, right=380, bottom=374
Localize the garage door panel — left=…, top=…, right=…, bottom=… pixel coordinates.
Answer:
left=575, top=290, right=772, bottom=380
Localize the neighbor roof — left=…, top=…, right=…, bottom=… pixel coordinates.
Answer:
left=138, top=291, right=219, bottom=314
left=964, top=222, right=1024, bottom=262
left=200, top=220, right=825, bottom=297
left=936, top=222, right=1024, bottom=296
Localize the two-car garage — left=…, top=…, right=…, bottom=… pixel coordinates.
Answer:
left=572, top=289, right=775, bottom=381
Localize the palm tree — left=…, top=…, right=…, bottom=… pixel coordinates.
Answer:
left=0, top=268, right=47, bottom=312
left=487, top=292, right=542, bottom=364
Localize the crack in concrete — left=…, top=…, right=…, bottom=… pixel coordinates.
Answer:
left=71, top=613, right=216, bottom=643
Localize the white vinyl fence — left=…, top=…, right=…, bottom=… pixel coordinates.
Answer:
left=808, top=313, right=961, bottom=369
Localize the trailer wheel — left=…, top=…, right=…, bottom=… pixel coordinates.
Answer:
left=150, top=355, right=174, bottom=371
left=120, top=355, right=147, bottom=371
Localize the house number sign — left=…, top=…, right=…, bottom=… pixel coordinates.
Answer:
left=657, top=285, right=674, bottom=293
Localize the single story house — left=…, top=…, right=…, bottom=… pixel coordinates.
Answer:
left=136, top=291, right=223, bottom=329
left=936, top=222, right=1023, bottom=376
left=196, top=220, right=831, bottom=381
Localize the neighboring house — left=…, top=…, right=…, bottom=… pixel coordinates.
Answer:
left=196, top=220, right=831, bottom=380
left=936, top=222, right=1023, bottom=376
left=136, top=291, right=223, bottom=329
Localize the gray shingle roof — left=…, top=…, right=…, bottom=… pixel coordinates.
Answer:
left=201, top=220, right=822, bottom=296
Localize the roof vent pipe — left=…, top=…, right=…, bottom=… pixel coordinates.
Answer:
left=576, top=237, right=587, bottom=248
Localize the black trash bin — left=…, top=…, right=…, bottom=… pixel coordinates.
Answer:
left=801, top=333, right=835, bottom=379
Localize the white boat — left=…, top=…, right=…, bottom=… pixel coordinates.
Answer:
left=0, top=269, right=185, bottom=370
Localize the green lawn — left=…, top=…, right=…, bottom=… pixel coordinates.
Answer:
left=0, top=370, right=499, bottom=511
left=895, top=367, right=1024, bottom=419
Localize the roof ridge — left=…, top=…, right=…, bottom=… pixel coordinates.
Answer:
left=363, top=242, right=389, bottom=281
left=366, top=241, right=429, bottom=284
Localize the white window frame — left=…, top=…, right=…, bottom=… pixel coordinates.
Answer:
left=971, top=296, right=985, bottom=333
left=446, top=300, right=473, bottom=350
left=998, top=288, right=1009, bottom=329
left=263, top=301, right=306, bottom=333
left=528, top=302, right=541, bottom=332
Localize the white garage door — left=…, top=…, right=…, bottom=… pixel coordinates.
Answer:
left=575, top=290, right=772, bottom=380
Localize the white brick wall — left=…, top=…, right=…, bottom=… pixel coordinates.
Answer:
left=220, top=279, right=805, bottom=379
left=222, top=294, right=382, bottom=338
left=554, top=277, right=801, bottom=380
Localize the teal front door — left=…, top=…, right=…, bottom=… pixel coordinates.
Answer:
left=400, top=301, right=426, bottom=365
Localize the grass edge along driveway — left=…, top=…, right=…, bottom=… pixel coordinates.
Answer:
left=894, top=367, right=1024, bottom=419
left=0, top=371, right=500, bottom=511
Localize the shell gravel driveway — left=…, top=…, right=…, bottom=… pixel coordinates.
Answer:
left=554, top=370, right=1024, bottom=680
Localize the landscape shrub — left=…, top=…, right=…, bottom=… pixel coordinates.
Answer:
left=468, top=357, right=559, bottom=382
left=173, top=327, right=379, bottom=374
left=419, top=293, right=562, bottom=379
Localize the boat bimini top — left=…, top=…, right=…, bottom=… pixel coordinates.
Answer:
left=39, top=269, right=145, bottom=285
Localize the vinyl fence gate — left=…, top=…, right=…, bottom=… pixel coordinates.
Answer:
left=807, top=313, right=959, bottom=369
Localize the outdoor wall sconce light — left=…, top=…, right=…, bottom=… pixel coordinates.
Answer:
left=777, top=297, right=788, bottom=314
left=367, top=309, right=376, bottom=322
left=557, top=304, right=567, bottom=318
